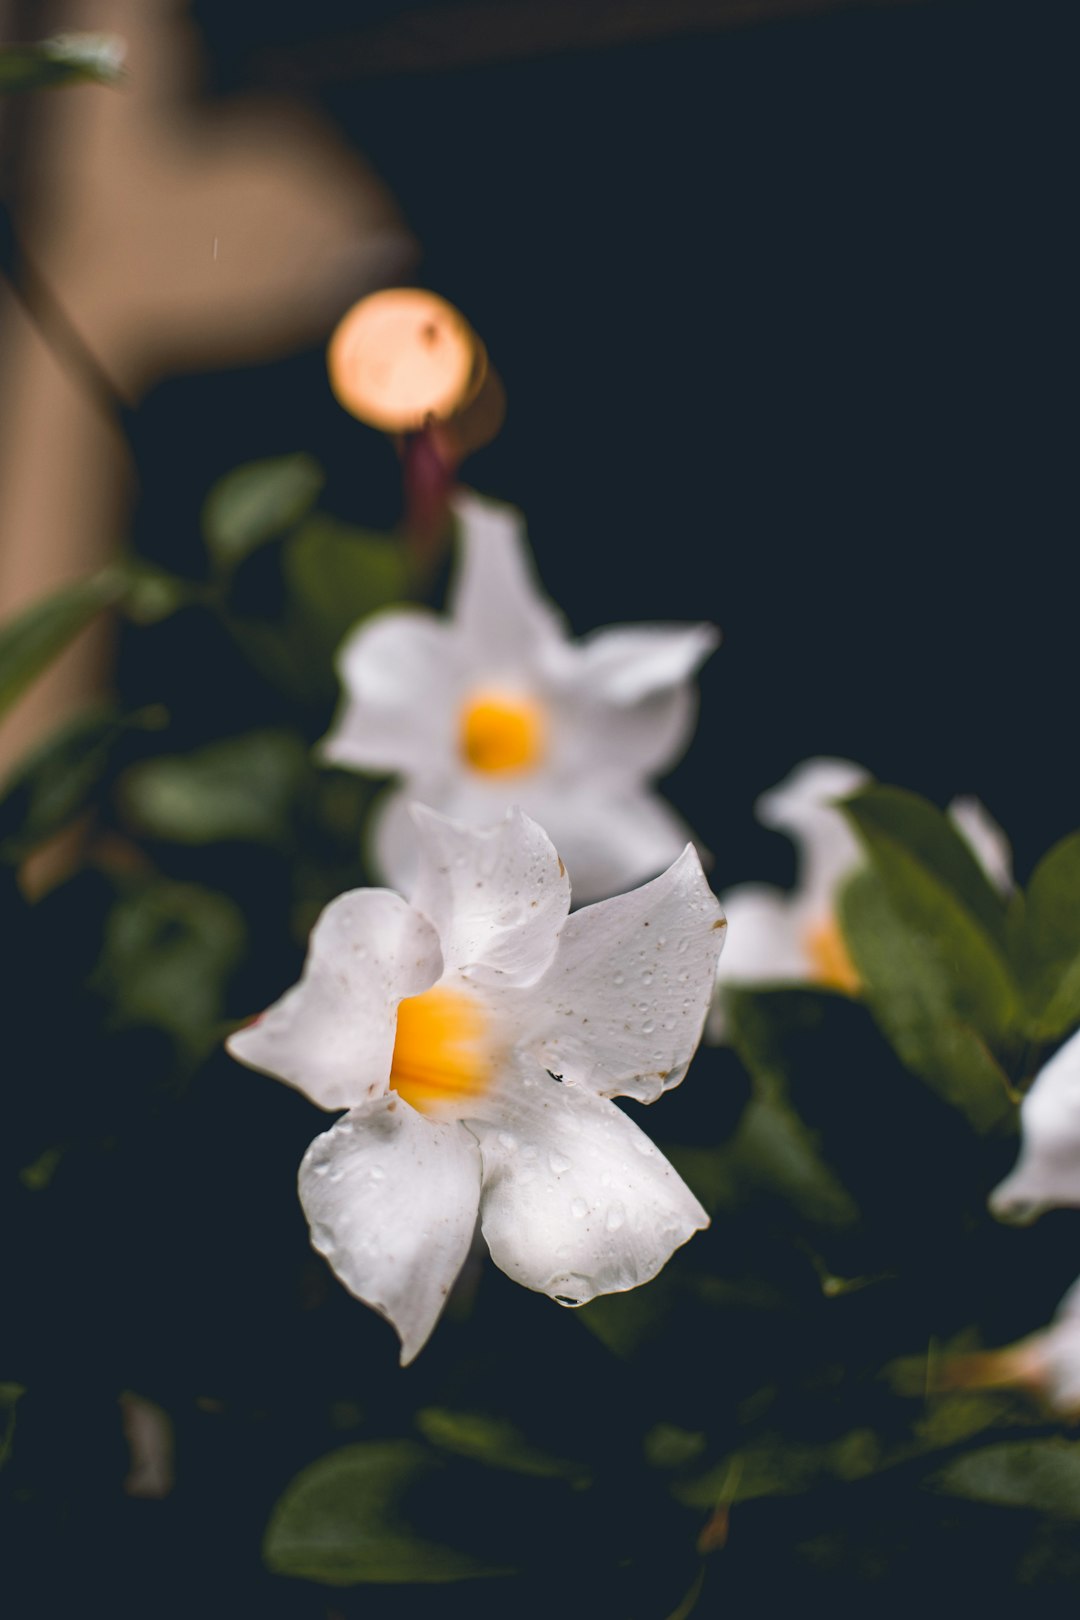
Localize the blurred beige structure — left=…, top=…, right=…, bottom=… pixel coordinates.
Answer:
left=0, top=0, right=414, bottom=776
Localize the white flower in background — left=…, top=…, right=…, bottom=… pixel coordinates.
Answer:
left=708, top=758, right=1014, bottom=1036
left=320, top=491, right=718, bottom=905
left=990, top=1027, right=1080, bottom=1225
left=935, top=1278, right=1080, bottom=1418
left=228, top=806, right=725, bottom=1363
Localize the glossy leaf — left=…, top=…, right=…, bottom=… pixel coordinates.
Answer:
left=202, top=454, right=324, bottom=572
left=119, top=729, right=307, bottom=846
left=0, top=569, right=128, bottom=721
left=838, top=869, right=1014, bottom=1131
left=844, top=784, right=1008, bottom=945
left=263, top=1441, right=505, bottom=1585
left=1012, top=832, right=1080, bottom=1040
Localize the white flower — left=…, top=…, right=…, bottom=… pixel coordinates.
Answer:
left=320, top=491, right=717, bottom=905
left=227, top=806, right=725, bottom=1363
left=990, top=1027, right=1080, bottom=1225
left=709, top=758, right=1014, bottom=1037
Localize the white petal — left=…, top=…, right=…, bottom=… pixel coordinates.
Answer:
left=1033, top=1277, right=1080, bottom=1413
left=448, top=490, right=566, bottom=665
left=511, top=845, right=724, bottom=1104
left=552, top=623, right=719, bottom=705
left=989, top=1029, right=1080, bottom=1223
left=320, top=608, right=465, bottom=774
left=552, top=683, right=703, bottom=788
left=528, top=786, right=699, bottom=907
left=948, top=796, right=1015, bottom=896
left=409, top=805, right=570, bottom=987
left=755, top=757, right=870, bottom=906
left=299, top=1097, right=481, bottom=1364
left=714, top=884, right=811, bottom=985
left=227, top=890, right=443, bottom=1111
left=473, top=1071, right=707, bottom=1306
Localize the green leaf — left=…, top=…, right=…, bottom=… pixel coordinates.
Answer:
left=283, top=514, right=412, bottom=658
left=844, top=785, right=1008, bottom=946
left=677, top=1428, right=882, bottom=1510
left=0, top=34, right=125, bottom=91
left=202, top=454, right=324, bottom=572
left=0, top=706, right=166, bottom=863
left=717, top=990, right=859, bottom=1226
left=0, top=569, right=128, bottom=721
left=838, top=869, right=1014, bottom=1131
left=1012, top=832, right=1080, bottom=1040
left=931, top=1438, right=1080, bottom=1518
left=93, top=878, right=245, bottom=1054
left=119, top=729, right=307, bottom=846
left=263, top=1441, right=506, bottom=1585
left=416, top=1409, right=589, bottom=1483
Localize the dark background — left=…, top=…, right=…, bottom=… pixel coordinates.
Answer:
left=133, top=0, right=1075, bottom=893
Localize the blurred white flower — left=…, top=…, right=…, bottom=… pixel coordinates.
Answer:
left=228, top=806, right=725, bottom=1363
left=709, top=758, right=1014, bottom=1037
left=990, top=1027, right=1080, bottom=1225
left=320, top=491, right=717, bottom=904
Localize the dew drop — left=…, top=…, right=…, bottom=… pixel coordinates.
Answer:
left=640, top=968, right=654, bottom=986
left=613, top=970, right=625, bottom=987
left=642, top=1018, right=655, bottom=1035
left=518, top=1165, right=538, bottom=1185
left=549, top=1152, right=571, bottom=1175
left=369, top=1164, right=386, bottom=1181
left=605, top=1203, right=626, bottom=1232
left=571, top=1197, right=588, bottom=1219
left=676, top=936, right=690, bottom=955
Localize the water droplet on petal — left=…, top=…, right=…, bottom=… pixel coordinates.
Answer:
left=613, top=970, right=625, bottom=987
left=571, top=1197, right=588, bottom=1219
left=549, top=1152, right=571, bottom=1175
left=498, top=1131, right=517, bottom=1152
left=606, top=1203, right=626, bottom=1232
left=369, top=1164, right=385, bottom=1181
left=642, top=1018, right=655, bottom=1035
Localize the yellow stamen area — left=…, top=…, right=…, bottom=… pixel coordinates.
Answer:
left=458, top=689, right=546, bottom=775
left=390, top=986, right=493, bottom=1116
left=803, top=914, right=862, bottom=996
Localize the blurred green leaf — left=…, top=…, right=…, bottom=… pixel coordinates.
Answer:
left=717, top=990, right=859, bottom=1227
left=119, top=729, right=307, bottom=846
left=263, top=1441, right=506, bottom=1585
left=931, top=1438, right=1080, bottom=1518
left=0, top=706, right=165, bottom=863
left=202, top=454, right=324, bottom=572
left=0, top=568, right=128, bottom=721
left=0, top=34, right=125, bottom=91
left=1011, top=833, right=1080, bottom=1040
left=839, top=869, right=1015, bottom=1131
left=93, top=878, right=245, bottom=1054
left=644, top=1424, right=708, bottom=1471
left=417, top=1408, right=589, bottom=1483
left=284, top=514, right=412, bottom=658
left=677, top=1428, right=882, bottom=1510
left=844, top=785, right=1008, bottom=945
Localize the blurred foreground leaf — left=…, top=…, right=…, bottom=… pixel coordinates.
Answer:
left=202, top=454, right=324, bottom=573
left=93, top=878, right=245, bottom=1054
left=120, top=729, right=307, bottom=846
left=1011, top=832, right=1080, bottom=1041
left=931, top=1439, right=1080, bottom=1518
left=0, top=569, right=128, bottom=721
left=0, top=34, right=125, bottom=91
left=719, top=990, right=859, bottom=1227
left=0, top=706, right=165, bottom=862
left=263, top=1441, right=506, bottom=1585
left=417, top=1408, right=589, bottom=1483
left=284, top=514, right=412, bottom=657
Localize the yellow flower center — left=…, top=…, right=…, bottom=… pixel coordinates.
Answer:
left=803, top=913, right=861, bottom=996
left=458, top=689, right=546, bottom=775
left=390, top=986, right=494, bottom=1116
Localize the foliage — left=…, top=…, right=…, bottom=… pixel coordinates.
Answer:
left=4, top=452, right=1080, bottom=1614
